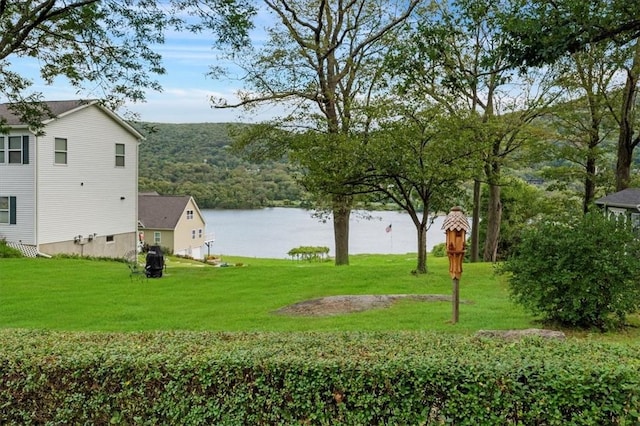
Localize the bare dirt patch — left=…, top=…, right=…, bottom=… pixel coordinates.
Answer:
left=274, top=294, right=473, bottom=317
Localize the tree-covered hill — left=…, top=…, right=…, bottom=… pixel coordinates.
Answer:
left=135, top=122, right=305, bottom=209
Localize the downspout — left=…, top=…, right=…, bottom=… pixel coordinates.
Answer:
left=33, top=132, right=49, bottom=257
left=135, top=139, right=140, bottom=253
left=33, top=132, right=39, bottom=252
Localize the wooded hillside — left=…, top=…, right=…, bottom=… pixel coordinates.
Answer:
left=136, top=122, right=305, bottom=209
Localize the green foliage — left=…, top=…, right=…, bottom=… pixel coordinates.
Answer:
left=1, top=1, right=254, bottom=129
left=500, top=211, right=640, bottom=330
left=479, top=177, right=577, bottom=260
left=136, top=123, right=305, bottom=208
left=431, top=243, right=446, bottom=257
left=0, top=330, right=638, bottom=424
left=0, top=239, right=22, bottom=258
left=287, top=246, right=330, bottom=261
left=501, top=0, right=640, bottom=67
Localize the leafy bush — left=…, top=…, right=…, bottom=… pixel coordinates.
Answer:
left=287, top=246, right=330, bottom=261
left=431, top=242, right=446, bottom=257
left=500, top=211, right=640, bottom=330
left=0, top=239, right=23, bottom=258
left=0, top=330, right=638, bottom=425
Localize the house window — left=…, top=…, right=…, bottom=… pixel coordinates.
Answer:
left=192, top=229, right=196, bottom=239
left=0, top=137, right=4, bottom=163
left=8, top=136, right=28, bottom=164
left=0, top=196, right=17, bottom=224
left=186, top=210, right=194, bottom=219
left=198, top=228, right=203, bottom=238
left=631, top=213, right=640, bottom=229
left=115, top=143, right=125, bottom=167
left=154, top=232, right=161, bottom=244
left=55, top=138, right=68, bottom=164
left=106, top=235, right=114, bottom=243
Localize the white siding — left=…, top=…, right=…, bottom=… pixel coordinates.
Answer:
left=0, top=132, right=36, bottom=244
left=37, top=105, right=138, bottom=252
left=173, top=198, right=206, bottom=258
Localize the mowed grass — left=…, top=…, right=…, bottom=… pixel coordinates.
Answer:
left=1, top=254, right=636, bottom=339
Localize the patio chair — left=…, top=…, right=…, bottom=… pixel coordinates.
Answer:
left=123, top=250, right=146, bottom=282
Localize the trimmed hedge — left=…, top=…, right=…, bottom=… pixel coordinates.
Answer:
left=287, top=246, right=330, bottom=261
left=0, top=330, right=638, bottom=425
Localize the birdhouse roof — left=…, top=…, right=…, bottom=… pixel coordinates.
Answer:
left=441, top=209, right=470, bottom=231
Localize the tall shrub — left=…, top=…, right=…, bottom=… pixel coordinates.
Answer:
left=500, top=211, right=640, bottom=329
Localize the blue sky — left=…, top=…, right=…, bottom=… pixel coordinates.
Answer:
left=9, top=17, right=277, bottom=124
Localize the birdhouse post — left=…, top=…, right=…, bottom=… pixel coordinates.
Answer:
left=442, top=207, right=470, bottom=324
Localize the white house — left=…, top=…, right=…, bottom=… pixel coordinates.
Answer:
left=138, top=193, right=207, bottom=259
left=0, top=99, right=143, bottom=257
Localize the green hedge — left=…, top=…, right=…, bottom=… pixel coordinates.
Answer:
left=1, top=330, right=638, bottom=425
left=287, top=246, right=330, bottom=261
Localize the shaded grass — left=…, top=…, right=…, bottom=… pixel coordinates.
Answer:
left=1, top=254, right=635, bottom=339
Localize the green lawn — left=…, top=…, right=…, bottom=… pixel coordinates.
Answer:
left=1, top=254, right=637, bottom=339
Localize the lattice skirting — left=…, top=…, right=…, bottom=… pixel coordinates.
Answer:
left=6, top=242, right=40, bottom=258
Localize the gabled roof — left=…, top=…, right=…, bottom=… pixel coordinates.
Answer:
left=0, top=99, right=144, bottom=140
left=138, top=195, right=193, bottom=230
left=594, top=188, right=640, bottom=210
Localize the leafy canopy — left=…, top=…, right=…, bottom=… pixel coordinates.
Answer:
left=0, top=0, right=255, bottom=129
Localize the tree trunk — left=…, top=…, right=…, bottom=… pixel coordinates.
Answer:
left=616, top=124, right=633, bottom=191
left=483, top=180, right=502, bottom=262
left=415, top=222, right=428, bottom=274
left=332, top=195, right=351, bottom=266
left=470, top=179, right=481, bottom=262
left=615, top=39, right=640, bottom=191
left=583, top=155, right=597, bottom=213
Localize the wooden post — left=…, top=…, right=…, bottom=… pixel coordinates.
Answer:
left=442, top=207, right=470, bottom=325
left=452, top=277, right=460, bottom=323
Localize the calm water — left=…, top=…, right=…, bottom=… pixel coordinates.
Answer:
left=201, top=208, right=448, bottom=258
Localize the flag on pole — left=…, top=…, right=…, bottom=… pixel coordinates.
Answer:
left=385, top=224, right=392, bottom=233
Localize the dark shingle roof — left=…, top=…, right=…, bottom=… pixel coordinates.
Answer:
left=0, top=100, right=96, bottom=126
left=138, top=195, right=191, bottom=230
left=594, top=188, right=640, bottom=209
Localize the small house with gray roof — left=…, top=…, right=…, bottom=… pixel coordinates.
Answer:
left=594, top=188, right=640, bottom=228
left=138, top=193, right=206, bottom=259
left=0, top=99, right=142, bottom=257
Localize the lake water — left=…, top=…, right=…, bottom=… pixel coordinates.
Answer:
left=201, top=207, right=448, bottom=259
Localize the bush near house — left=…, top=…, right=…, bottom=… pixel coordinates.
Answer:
left=500, top=211, right=640, bottom=330
left=0, top=239, right=22, bottom=258
left=0, top=330, right=638, bottom=425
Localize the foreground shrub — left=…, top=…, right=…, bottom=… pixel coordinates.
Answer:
left=0, top=239, right=22, bottom=258
left=500, top=211, right=640, bottom=330
left=0, top=330, right=638, bottom=425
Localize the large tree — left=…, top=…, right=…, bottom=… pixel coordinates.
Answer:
left=214, top=0, right=420, bottom=265
left=387, top=0, right=557, bottom=262
left=539, top=43, right=620, bottom=210
left=0, top=0, right=254, bottom=129
left=345, top=102, right=478, bottom=273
